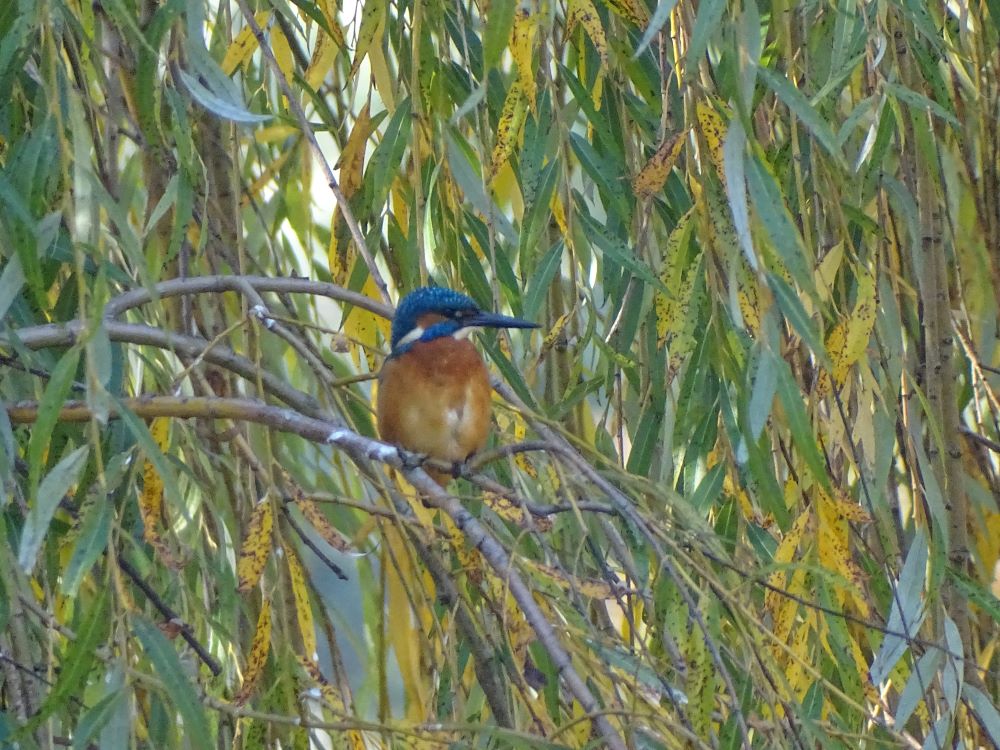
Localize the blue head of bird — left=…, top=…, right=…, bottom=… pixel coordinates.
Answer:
left=389, top=286, right=539, bottom=354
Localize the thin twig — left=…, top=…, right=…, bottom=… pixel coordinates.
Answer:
left=280, top=504, right=348, bottom=580
left=116, top=557, right=222, bottom=676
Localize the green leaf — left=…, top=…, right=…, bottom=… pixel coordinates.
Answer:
left=626, top=403, right=664, bottom=476
left=445, top=130, right=517, bottom=242
left=883, top=81, right=959, bottom=127
left=60, top=493, right=113, bottom=597
left=133, top=617, right=213, bottom=747
left=483, top=2, right=517, bottom=72
left=0, top=403, right=15, bottom=507
left=870, top=529, right=928, bottom=685
left=634, top=0, right=680, bottom=59
left=72, top=690, right=126, bottom=750
left=177, top=69, right=271, bottom=124
left=686, top=0, right=727, bottom=72
left=766, top=273, right=829, bottom=370
left=747, top=346, right=777, bottom=440
left=518, top=158, right=560, bottom=265
left=0, top=254, right=25, bottom=321
left=15, top=586, right=108, bottom=739
left=568, top=133, right=631, bottom=221
left=964, top=685, right=1000, bottom=747
left=757, top=66, right=845, bottom=165
left=773, top=353, right=830, bottom=491
left=523, top=240, right=563, bottom=321
left=722, top=118, right=755, bottom=271
left=746, top=153, right=813, bottom=292
left=576, top=208, right=668, bottom=294
left=690, top=462, right=726, bottom=515
left=367, top=98, right=412, bottom=210
left=27, top=347, right=82, bottom=493
left=20, top=445, right=89, bottom=572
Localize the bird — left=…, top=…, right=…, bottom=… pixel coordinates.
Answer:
left=377, top=286, right=539, bottom=486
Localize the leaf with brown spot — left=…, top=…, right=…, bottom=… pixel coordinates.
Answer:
left=235, top=600, right=271, bottom=706
left=237, top=497, right=273, bottom=593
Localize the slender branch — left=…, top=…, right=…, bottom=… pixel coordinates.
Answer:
left=116, top=556, right=222, bottom=676
left=960, top=425, right=1000, bottom=454
left=280, top=504, right=348, bottom=581
left=3, top=320, right=324, bottom=419
left=101, top=275, right=392, bottom=321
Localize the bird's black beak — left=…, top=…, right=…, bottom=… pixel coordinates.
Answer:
left=467, top=311, right=540, bottom=330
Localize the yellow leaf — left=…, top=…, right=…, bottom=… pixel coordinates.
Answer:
left=442, top=512, right=482, bottom=581
left=568, top=0, right=608, bottom=66
left=765, top=508, right=811, bottom=616
left=568, top=0, right=608, bottom=107
left=527, top=561, right=614, bottom=599
left=685, top=614, right=713, bottom=737
left=816, top=488, right=870, bottom=616
left=343, top=275, right=387, bottom=371
left=632, top=129, right=688, bottom=198
left=254, top=124, right=299, bottom=144
left=328, top=105, right=374, bottom=286
left=349, top=0, right=386, bottom=79
left=817, top=263, right=877, bottom=397
left=139, top=417, right=169, bottom=544
left=511, top=6, right=537, bottom=114
left=511, top=412, right=537, bottom=478
left=736, top=253, right=762, bottom=336
left=489, top=83, right=528, bottom=180
left=285, top=545, right=317, bottom=661
left=383, top=527, right=430, bottom=718
left=271, top=27, right=295, bottom=90
left=551, top=192, right=569, bottom=238
left=814, top=242, right=844, bottom=302
left=600, top=0, right=650, bottom=27
left=784, top=611, right=815, bottom=698
left=696, top=100, right=726, bottom=180
left=235, top=600, right=272, bottom=705
left=306, top=23, right=341, bottom=91
left=654, top=208, right=694, bottom=344
left=237, top=497, right=274, bottom=593
left=337, top=103, right=372, bottom=198
left=297, top=654, right=343, bottom=709
left=483, top=491, right=528, bottom=529
left=222, top=12, right=270, bottom=76
left=538, top=311, right=572, bottom=360
left=139, top=417, right=181, bottom=568
left=298, top=499, right=352, bottom=552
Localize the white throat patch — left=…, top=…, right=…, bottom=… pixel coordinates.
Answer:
left=397, top=324, right=480, bottom=348
left=396, top=326, right=425, bottom=347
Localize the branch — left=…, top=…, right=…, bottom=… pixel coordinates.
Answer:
left=117, top=557, right=222, bottom=676
left=3, top=321, right=324, bottom=419
left=101, top=275, right=392, bottom=321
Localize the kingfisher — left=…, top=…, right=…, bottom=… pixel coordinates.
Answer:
left=377, top=286, right=539, bottom=485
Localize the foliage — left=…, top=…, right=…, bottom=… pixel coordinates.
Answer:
left=1, top=0, right=999, bottom=748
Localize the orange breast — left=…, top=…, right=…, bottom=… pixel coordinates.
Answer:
left=377, top=337, right=492, bottom=484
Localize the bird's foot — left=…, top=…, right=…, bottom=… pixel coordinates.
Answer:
left=398, top=449, right=428, bottom=471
